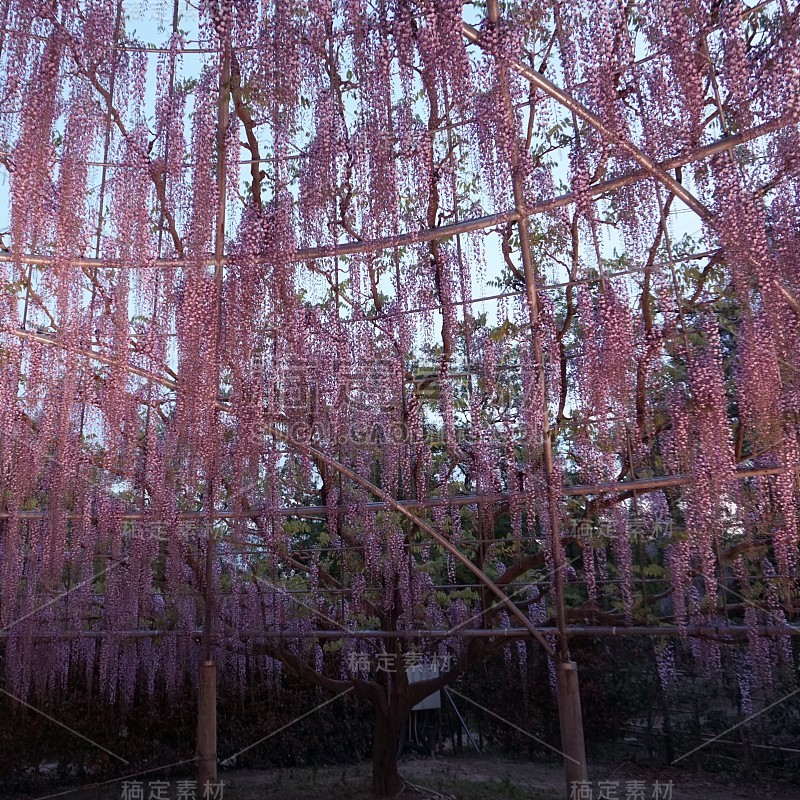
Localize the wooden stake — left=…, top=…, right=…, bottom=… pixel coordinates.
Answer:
left=197, top=660, right=217, bottom=788
left=556, top=660, right=589, bottom=797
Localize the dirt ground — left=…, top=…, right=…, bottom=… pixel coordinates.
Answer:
left=6, top=756, right=800, bottom=800
left=216, top=757, right=800, bottom=799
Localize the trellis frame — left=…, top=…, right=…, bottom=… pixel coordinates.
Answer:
left=1, top=0, right=799, bottom=796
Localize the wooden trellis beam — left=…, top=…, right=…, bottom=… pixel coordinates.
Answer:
left=0, top=464, right=790, bottom=521
left=0, top=117, right=789, bottom=271
left=2, top=625, right=797, bottom=641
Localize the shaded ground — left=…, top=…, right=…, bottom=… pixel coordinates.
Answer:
left=5, top=756, right=800, bottom=800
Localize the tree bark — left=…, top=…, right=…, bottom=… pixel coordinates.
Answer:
left=371, top=704, right=405, bottom=797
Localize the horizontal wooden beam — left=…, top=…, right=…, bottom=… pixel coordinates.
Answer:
left=0, top=465, right=789, bottom=522
left=0, top=118, right=788, bottom=270
left=1, top=624, right=797, bottom=641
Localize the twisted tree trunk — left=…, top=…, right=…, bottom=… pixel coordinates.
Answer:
left=371, top=702, right=405, bottom=797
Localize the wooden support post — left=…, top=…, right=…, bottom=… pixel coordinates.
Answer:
left=197, top=659, right=217, bottom=788
left=481, top=0, right=590, bottom=793
left=556, top=660, right=588, bottom=797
